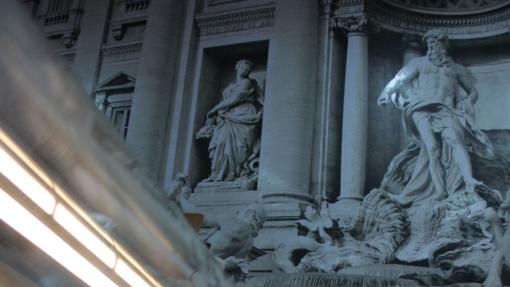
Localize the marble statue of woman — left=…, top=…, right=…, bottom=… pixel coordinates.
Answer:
left=196, top=59, right=263, bottom=183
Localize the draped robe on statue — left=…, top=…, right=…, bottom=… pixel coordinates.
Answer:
left=207, top=80, right=263, bottom=181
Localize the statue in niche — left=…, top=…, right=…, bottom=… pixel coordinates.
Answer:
left=196, top=59, right=264, bottom=189
left=272, top=30, right=510, bottom=286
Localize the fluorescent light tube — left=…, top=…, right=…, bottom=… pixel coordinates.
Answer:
left=0, top=145, right=55, bottom=214
left=0, top=188, right=119, bottom=287
left=53, top=204, right=117, bottom=268
left=115, top=259, right=152, bottom=287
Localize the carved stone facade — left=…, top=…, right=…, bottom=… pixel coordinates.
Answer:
left=18, top=0, right=510, bottom=286
left=195, top=6, right=275, bottom=36
left=37, top=0, right=83, bottom=49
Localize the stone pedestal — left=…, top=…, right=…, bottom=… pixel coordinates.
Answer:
left=126, top=0, right=185, bottom=176
left=195, top=181, right=257, bottom=193
left=259, top=0, right=319, bottom=203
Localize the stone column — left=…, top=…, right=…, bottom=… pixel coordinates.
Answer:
left=71, top=0, right=111, bottom=96
left=126, top=0, right=185, bottom=176
left=259, top=0, right=319, bottom=203
left=336, top=15, right=370, bottom=203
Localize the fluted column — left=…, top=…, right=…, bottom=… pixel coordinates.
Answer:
left=126, top=0, right=185, bottom=176
left=259, top=0, right=319, bottom=203
left=336, top=15, right=370, bottom=202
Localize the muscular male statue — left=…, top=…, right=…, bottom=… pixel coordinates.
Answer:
left=378, top=30, right=494, bottom=202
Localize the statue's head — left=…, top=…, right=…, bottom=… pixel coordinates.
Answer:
left=423, top=29, right=449, bottom=52
left=237, top=204, right=267, bottom=236
left=235, top=59, right=255, bottom=78
left=424, top=30, right=450, bottom=66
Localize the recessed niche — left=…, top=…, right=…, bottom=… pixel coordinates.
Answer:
left=189, top=40, right=269, bottom=188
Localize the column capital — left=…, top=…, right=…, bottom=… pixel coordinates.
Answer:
left=331, top=14, right=377, bottom=35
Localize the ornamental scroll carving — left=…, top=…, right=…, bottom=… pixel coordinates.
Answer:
left=331, top=15, right=374, bottom=34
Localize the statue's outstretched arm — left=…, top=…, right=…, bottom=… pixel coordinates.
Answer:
left=377, top=59, right=419, bottom=106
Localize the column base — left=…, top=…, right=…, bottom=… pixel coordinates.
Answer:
left=262, top=192, right=315, bottom=204
left=328, top=197, right=363, bottom=230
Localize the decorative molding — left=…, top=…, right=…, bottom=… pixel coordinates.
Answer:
left=331, top=14, right=375, bottom=35
left=384, top=0, right=508, bottom=13
left=96, top=71, right=136, bottom=92
left=335, top=0, right=364, bottom=7
left=38, top=1, right=83, bottom=48
left=101, top=41, right=143, bottom=63
left=195, top=6, right=275, bottom=36
left=331, top=0, right=365, bottom=17
left=110, top=0, right=150, bottom=41
left=124, top=0, right=150, bottom=12
left=333, top=14, right=368, bottom=33
left=365, top=0, right=510, bottom=39
left=208, top=0, right=249, bottom=6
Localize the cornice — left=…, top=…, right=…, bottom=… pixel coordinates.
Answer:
left=195, top=6, right=275, bottom=36
left=101, top=41, right=143, bottom=63
left=365, top=0, right=510, bottom=39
